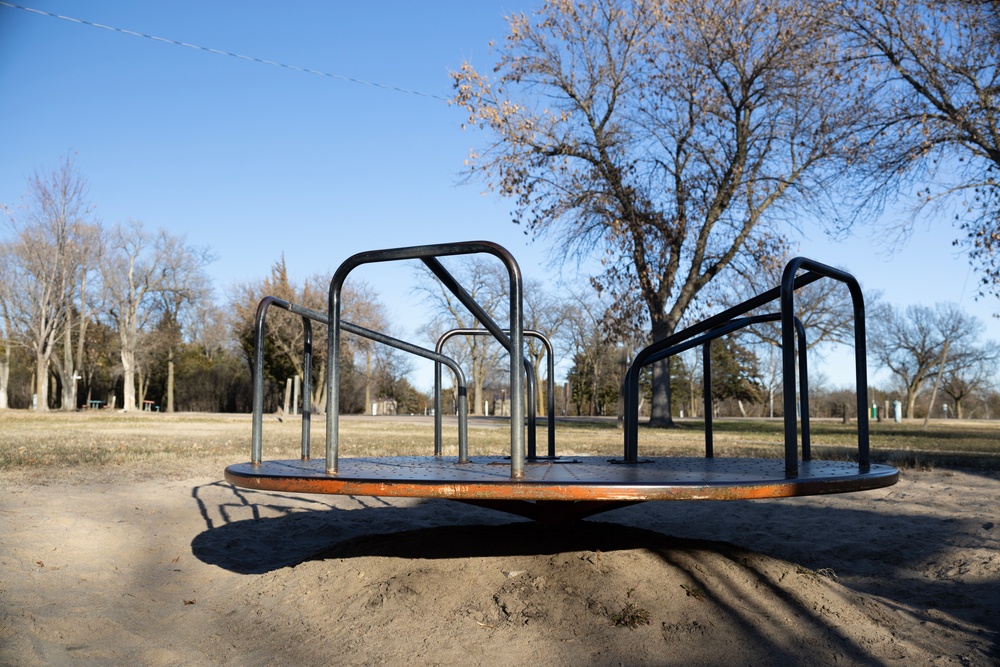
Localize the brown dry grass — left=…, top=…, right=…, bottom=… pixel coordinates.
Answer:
left=2, top=410, right=999, bottom=484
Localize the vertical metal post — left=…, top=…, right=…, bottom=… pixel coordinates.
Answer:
left=327, top=276, right=344, bottom=474
left=782, top=258, right=869, bottom=473
left=525, top=359, right=536, bottom=459
left=780, top=269, right=801, bottom=477
left=623, top=363, right=641, bottom=462
left=300, top=318, right=312, bottom=460
left=850, top=286, right=870, bottom=471
left=544, top=336, right=556, bottom=457
left=456, top=380, right=468, bottom=463
left=433, top=359, right=442, bottom=456
left=250, top=298, right=269, bottom=465
left=702, top=341, right=714, bottom=458
left=507, top=268, right=525, bottom=478
left=794, top=318, right=810, bottom=461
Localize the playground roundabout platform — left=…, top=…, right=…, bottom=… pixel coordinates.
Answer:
left=225, top=455, right=899, bottom=522
left=227, top=241, right=898, bottom=523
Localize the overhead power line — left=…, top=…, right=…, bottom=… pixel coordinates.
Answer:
left=0, top=1, right=450, bottom=102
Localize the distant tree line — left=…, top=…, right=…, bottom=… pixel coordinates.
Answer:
left=0, top=155, right=228, bottom=412
left=0, top=156, right=430, bottom=415
left=3, top=156, right=999, bottom=422
left=8, top=0, right=1000, bottom=423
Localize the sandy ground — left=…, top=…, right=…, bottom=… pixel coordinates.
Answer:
left=1, top=461, right=997, bottom=666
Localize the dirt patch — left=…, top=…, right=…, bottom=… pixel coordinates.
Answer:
left=1, top=463, right=997, bottom=666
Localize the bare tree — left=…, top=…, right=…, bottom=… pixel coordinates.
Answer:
left=941, top=340, right=1000, bottom=418
left=0, top=264, right=12, bottom=409
left=523, top=279, right=571, bottom=415
left=836, top=0, right=1000, bottom=292
left=454, top=0, right=870, bottom=426
left=417, top=257, right=509, bottom=415
left=229, top=259, right=392, bottom=414
left=154, top=257, right=213, bottom=412
left=52, top=222, right=102, bottom=411
left=564, top=294, right=614, bottom=416
left=102, top=220, right=212, bottom=411
left=869, top=302, right=984, bottom=417
left=186, top=301, right=232, bottom=361
left=230, top=257, right=325, bottom=412
left=342, top=281, right=391, bottom=413
left=561, top=286, right=642, bottom=417
left=2, top=155, right=99, bottom=410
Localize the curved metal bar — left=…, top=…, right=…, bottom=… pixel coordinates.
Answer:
left=435, top=328, right=556, bottom=459
left=623, top=271, right=824, bottom=462
left=634, top=312, right=808, bottom=458
left=329, top=242, right=524, bottom=477
left=251, top=296, right=313, bottom=464
left=698, top=314, right=810, bottom=459
left=251, top=297, right=469, bottom=463
left=781, top=257, right=868, bottom=473
left=286, top=301, right=470, bottom=463
left=341, top=320, right=470, bottom=463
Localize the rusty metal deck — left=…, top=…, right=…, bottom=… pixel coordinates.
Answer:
left=225, top=456, right=898, bottom=521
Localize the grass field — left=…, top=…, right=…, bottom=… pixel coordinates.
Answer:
left=3, top=410, right=1000, bottom=474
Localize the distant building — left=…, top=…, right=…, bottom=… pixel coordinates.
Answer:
left=371, top=397, right=397, bottom=416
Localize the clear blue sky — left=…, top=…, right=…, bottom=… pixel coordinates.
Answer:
left=2, top=0, right=997, bottom=392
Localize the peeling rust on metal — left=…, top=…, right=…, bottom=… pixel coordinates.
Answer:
left=225, top=456, right=898, bottom=514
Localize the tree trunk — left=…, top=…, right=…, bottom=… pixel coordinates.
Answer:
left=121, top=347, right=136, bottom=411
left=313, top=360, right=327, bottom=416
left=0, top=356, right=8, bottom=409
left=59, top=372, right=77, bottom=410
left=905, top=386, right=918, bottom=419
left=137, top=366, right=149, bottom=407
left=648, top=320, right=674, bottom=427
left=922, top=341, right=950, bottom=429
left=34, top=353, right=50, bottom=411
left=75, top=278, right=89, bottom=408
left=59, top=327, right=77, bottom=410
left=166, top=346, right=175, bottom=412
left=364, top=351, right=373, bottom=415
left=473, top=375, right=484, bottom=417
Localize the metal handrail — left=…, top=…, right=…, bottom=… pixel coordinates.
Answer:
left=629, top=312, right=811, bottom=459
left=435, top=328, right=557, bottom=458
left=251, top=296, right=312, bottom=464
left=623, top=271, right=823, bottom=462
left=249, top=296, right=470, bottom=464
left=623, top=258, right=867, bottom=476
left=781, top=258, right=868, bottom=472
left=328, top=242, right=525, bottom=477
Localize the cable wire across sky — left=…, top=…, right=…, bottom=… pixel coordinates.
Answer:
left=0, top=1, right=451, bottom=102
